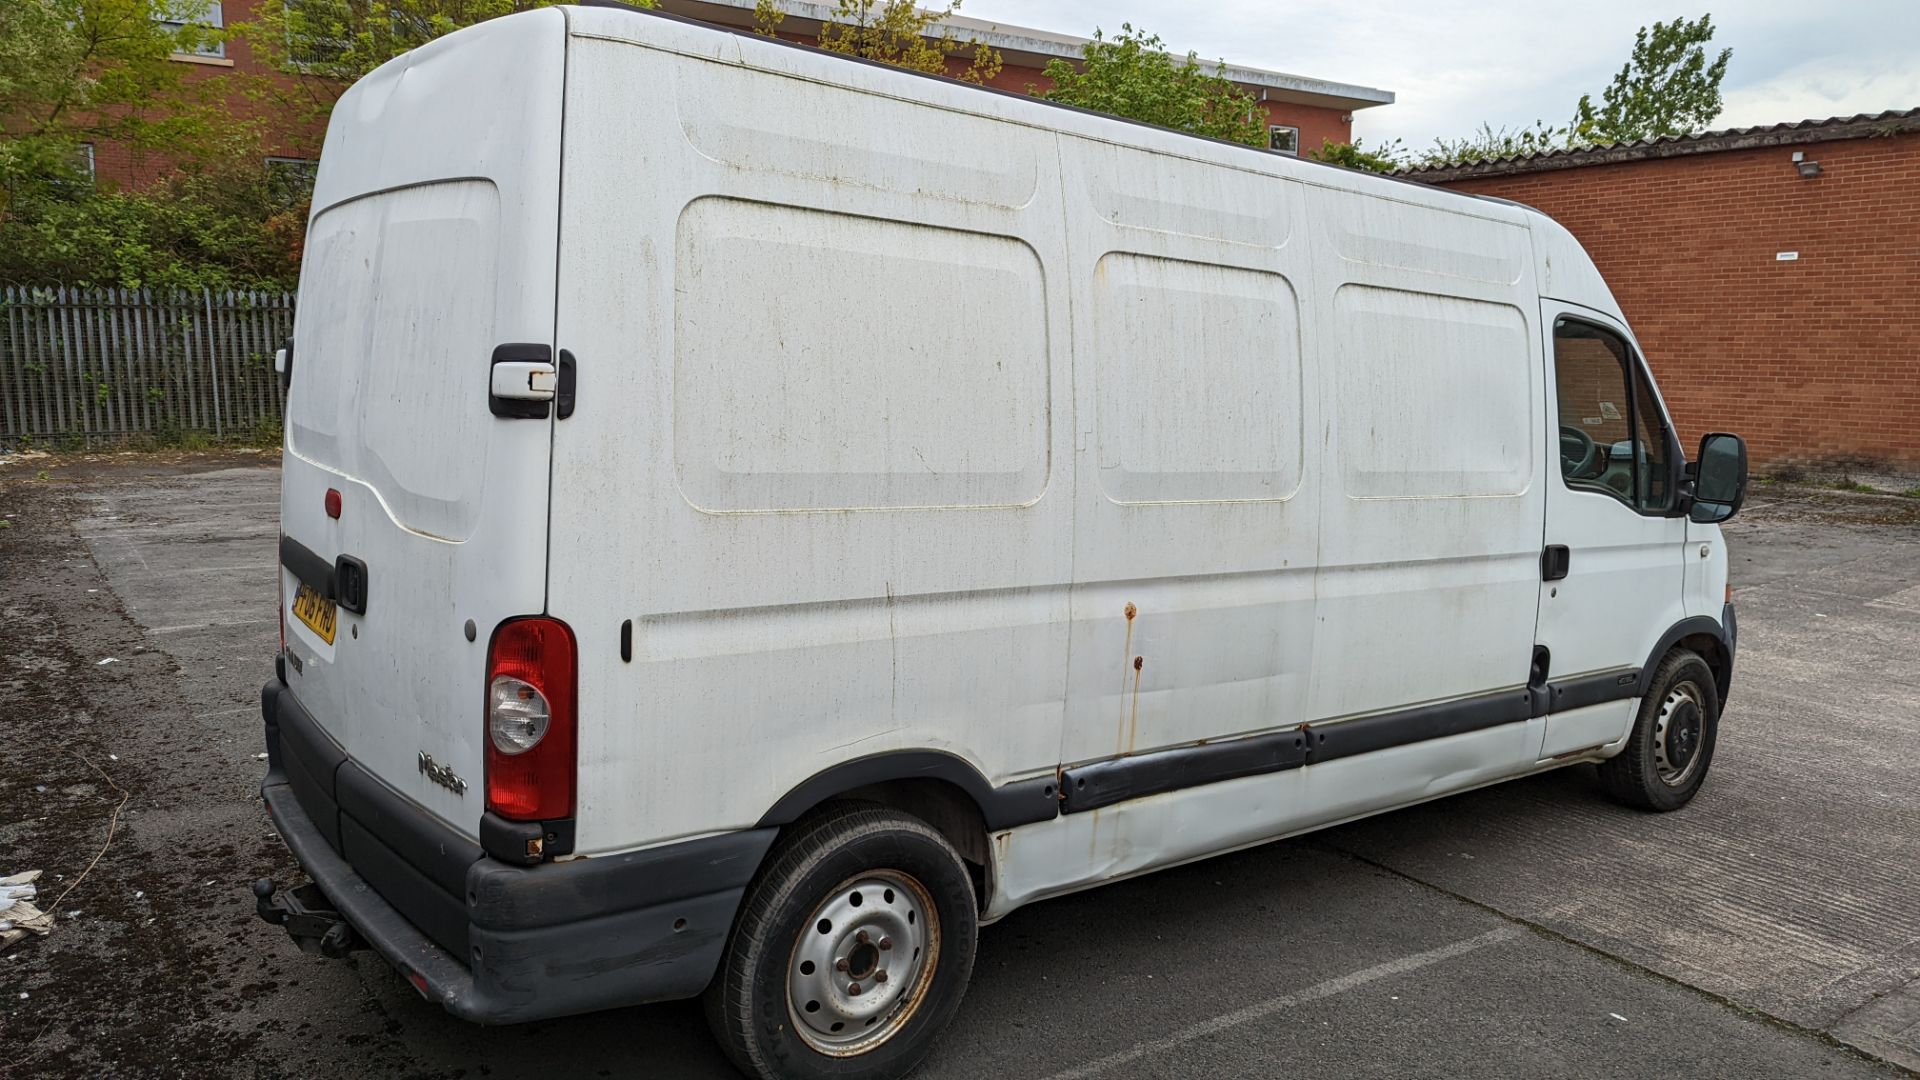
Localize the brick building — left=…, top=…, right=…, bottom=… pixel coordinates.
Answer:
left=664, top=0, right=1393, bottom=154
left=1411, top=110, right=1920, bottom=481
left=90, top=0, right=324, bottom=191
left=98, top=0, right=1391, bottom=194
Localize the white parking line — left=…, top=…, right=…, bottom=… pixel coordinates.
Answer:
left=1040, top=926, right=1522, bottom=1080
left=144, top=618, right=278, bottom=634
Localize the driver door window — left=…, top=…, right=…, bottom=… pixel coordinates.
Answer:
left=1553, top=320, right=1674, bottom=512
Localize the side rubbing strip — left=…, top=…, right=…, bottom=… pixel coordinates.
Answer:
left=1061, top=730, right=1309, bottom=814
left=1305, top=688, right=1533, bottom=765
left=1547, top=668, right=1641, bottom=713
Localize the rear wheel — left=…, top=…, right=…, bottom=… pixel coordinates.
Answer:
left=1598, top=648, right=1720, bottom=811
left=705, top=804, right=977, bottom=1080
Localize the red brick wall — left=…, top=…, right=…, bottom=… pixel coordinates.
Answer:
left=1431, top=133, right=1920, bottom=479
left=89, top=0, right=329, bottom=191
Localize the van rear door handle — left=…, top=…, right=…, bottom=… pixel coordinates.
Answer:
left=491, top=362, right=556, bottom=400
left=489, top=343, right=555, bottom=418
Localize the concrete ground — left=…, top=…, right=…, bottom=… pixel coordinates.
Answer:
left=2, top=453, right=1917, bottom=1079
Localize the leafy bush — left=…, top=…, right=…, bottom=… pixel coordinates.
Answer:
left=1308, top=137, right=1406, bottom=173
left=0, top=166, right=303, bottom=291
left=1039, top=25, right=1266, bottom=147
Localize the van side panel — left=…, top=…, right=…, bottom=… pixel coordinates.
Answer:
left=1303, top=186, right=1546, bottom=733
left=548, top=11, right=1619, bottom=895
left=1050, top=136, right=1321, bottom=825
left=547, top=30, right=1077, bottom=854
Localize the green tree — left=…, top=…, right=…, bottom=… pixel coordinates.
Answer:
left=0, top=0, right=227, bottom=224
left=0, top=0, right=295, bottom=289
left=1571, top=14, right=1731, bottom=144
left=754, top=0, right=1002, bottom=84
left=1038, top=24, right=1266, bottom=147
left=237, top=0, right=641, bottom=124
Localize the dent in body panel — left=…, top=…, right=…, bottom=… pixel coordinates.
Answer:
left=988, top=718, right=1544, bottom=918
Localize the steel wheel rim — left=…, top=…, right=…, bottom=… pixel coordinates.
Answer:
left=786, top=869, right=938, bottom=1057
left=1653, top=681, right=1707, bottom=787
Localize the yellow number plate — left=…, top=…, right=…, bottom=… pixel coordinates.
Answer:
left=291, top=583, right=337, bottom=645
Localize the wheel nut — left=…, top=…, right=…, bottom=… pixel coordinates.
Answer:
left=875, top=970, right=888, bottom=984
left=879, top=937, right=892, bottom=951
left=856, top=930, right=870, bottom=945
left=835, top=957, right=849, bottom=972
left=849, top=982, right=862, bottom=995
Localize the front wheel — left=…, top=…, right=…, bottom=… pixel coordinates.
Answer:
left=1598, top=648, right=1720, bottom=811
left=705, top=804, right=978, bottom=1080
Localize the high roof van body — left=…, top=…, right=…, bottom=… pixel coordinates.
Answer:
left=255, top=6, right=1749, bottom=1077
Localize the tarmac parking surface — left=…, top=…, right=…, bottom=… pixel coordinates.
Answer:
left=3, top=453, right=1917, bottom=1078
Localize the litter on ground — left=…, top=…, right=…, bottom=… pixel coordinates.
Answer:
left=0, top=871, right=53, bottom=953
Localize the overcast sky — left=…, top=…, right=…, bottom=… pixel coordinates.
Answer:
left=956, top=1, right=1920, bottom=151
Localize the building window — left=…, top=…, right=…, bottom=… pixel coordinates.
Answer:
left=1268, top=125, right=1301, bottom=155
left=74, top=144, right=97, bottom=184
left=284, top=0, right=353, bottom=68
left=155, top=1, right=225, bottom=58
left=266, top=158, right=321, bottom=205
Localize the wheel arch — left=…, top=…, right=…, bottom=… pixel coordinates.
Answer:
left=755, top=752, right=1059, bottom=906
left=1638, top=615, right=1733, bottom=704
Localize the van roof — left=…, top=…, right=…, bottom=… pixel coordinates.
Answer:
left=569, top=0, right=1526, bottom=218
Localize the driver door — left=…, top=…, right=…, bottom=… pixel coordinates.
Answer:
left=1535, top=303, right=1690, bottom=759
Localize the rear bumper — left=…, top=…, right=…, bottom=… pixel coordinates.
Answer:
left=259, top=679, right=776, bottom=1024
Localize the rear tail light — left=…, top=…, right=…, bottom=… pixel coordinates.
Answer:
left=485, top=617, right=576, bottom=821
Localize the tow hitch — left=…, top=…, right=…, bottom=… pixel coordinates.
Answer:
left=253, top=878, right=366, bottom=958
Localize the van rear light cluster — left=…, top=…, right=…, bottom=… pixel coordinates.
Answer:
left=484, top=617, right=576, bottom=821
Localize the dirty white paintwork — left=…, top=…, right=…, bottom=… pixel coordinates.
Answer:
left=281, top=6, right=1725, bottom=920
left=278, top=11, right=566, bottom=831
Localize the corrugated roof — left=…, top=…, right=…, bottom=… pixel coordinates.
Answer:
left=1404, top=107, right=1920, bottom=181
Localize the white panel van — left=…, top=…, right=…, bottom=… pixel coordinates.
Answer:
left=253, top=6, right=1750, bottom=1078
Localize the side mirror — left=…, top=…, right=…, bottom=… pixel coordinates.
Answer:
left=1688, top=432, right=1748, bottom=524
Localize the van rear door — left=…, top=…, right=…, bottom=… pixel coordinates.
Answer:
left=276, top=12, right=568, bottom=838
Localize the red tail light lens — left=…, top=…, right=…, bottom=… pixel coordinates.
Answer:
left=485, top=617, right=576, bottom=821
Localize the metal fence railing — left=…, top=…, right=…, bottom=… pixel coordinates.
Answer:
left=0, top=286, right=294, bottom=448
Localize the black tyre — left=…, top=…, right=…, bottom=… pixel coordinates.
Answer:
left=1598, top=648, right=1720, bottom=811
left=704, top=804, right=978, bottom=1080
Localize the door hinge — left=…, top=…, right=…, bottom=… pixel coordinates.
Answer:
left=1541, top=544, right=1570, bottom=582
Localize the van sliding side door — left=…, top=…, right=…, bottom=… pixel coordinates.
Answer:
left=1534, top=303, right=1689, bottom=759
